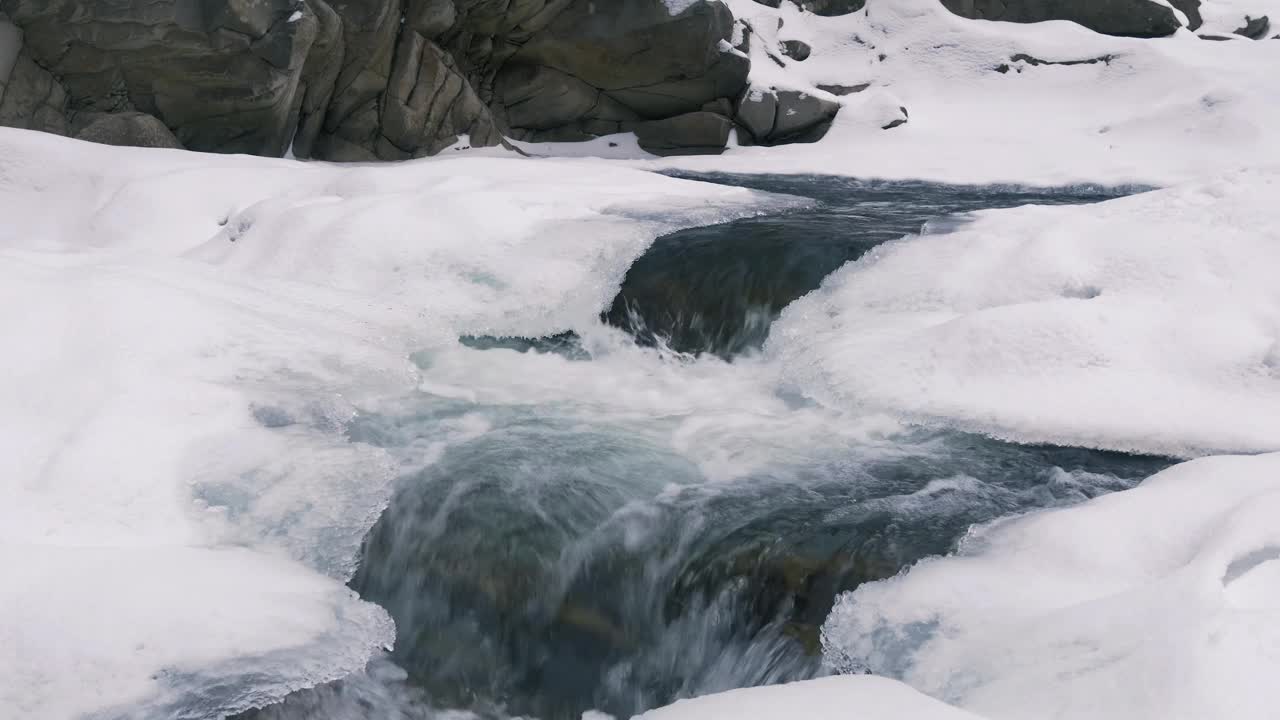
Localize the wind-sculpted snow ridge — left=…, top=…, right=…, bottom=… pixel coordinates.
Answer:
left=770, top=169, right=1280, bottom=458
left=634, top=0, right=1280, bottom=186
left=821, top=452, right=1280, bottom=720
left=0, top=128, right=784, bottom=720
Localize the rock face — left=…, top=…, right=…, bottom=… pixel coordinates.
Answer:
left=0, top=14, right=68, bottom=136
left=0, top=0, right=322, bottom=155
left=494, top=0, right=749, bottom=143
left=940, top=0, right=1183, bottom=38
left=0, top=0, right=756, bottom=158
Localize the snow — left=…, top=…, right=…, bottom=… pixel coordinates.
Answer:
left=0, top=128, right=780, bottom=719
left=769, top=169, right=1280, bottom=457
left=624, top=0, right=1280, bottom=186
left=1198, top=0, right=1280, bottom=35
left=821, top=452, right=1280, bottom=720
left=634, top=675, right=985, bottom=720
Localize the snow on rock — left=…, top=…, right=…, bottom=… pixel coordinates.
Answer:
left=0, top=128, right=779, bottom=719
left=637, top=0, right=1280, bottom=185
left=634, top=675, right=986, bottom=720
left=769, top=168, right=1280, bottom=458
left=821, top=451, right=1280, bottom=720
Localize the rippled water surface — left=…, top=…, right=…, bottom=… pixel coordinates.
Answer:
left=241, top=174, right=1162, bottom=720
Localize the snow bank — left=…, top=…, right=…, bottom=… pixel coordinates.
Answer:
left=821, top=452, right=1280, bottom=720
left=635, top=0, right=1280, bottom=185
left=0, top=128, right=779, bottom=719
left=769, top=169, right=1280, bottom=457
left=634, top=675, right=985, bottom=720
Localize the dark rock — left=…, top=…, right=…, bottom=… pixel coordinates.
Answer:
left=1167, top=0, right=1202, bottom=30
left=1198, top=33, right=1234, bottom=40
left=1234, top=15, right=1270, bottom=39
left=735, top=87, right=839, bottom=145
left=799, top=0, right=865, bottom=16
left=290, top=0, right=344, bottom=158
left=701, top=97, right=734, bottom=116
left=940, top=0, right=1182, bottom=38
left=2, top=0, right=324, bottom=155
left=0, top=49, right=68, bottom=136
left=752, top=0, right=783, bottom=6
left=633, top=111, right=732, bottom=156
left=497, top=0, right=748, bottom=129
left=735, top=87, right=779, bottom=142
left=817, top=82, right=870, bottom=95
left=496, top=64, right=606, bottom=131
left=72, top=111, right=183, bottom=149
left=379, top=32, right=502, bottom=158
left=781, top=39, right=812, bottom=61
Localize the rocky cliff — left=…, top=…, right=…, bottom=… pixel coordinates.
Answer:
left=0, top=0, right=1257, bottom=159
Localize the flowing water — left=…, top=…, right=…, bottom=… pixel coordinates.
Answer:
left=240, top=174, right=1165, bottom=720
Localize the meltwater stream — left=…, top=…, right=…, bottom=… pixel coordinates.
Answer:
left=242, top=175, right=1164, bottom=720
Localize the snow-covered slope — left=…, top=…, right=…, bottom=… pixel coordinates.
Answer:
left=0, top=128, right=781, bottom=719
left=822, top=451, right=1280, bottom=720
left=769, top=169, right=1280, bottom=457
left=640, top=0, right=1280, bottom=185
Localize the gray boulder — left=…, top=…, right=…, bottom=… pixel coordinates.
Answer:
left=72, top=111, right=183, bottom=149
left=632, top=111, right=733, bottom=156
left=940, top=0, right=1182, bottom=38
left=1, top=0, right=328, bottom=155
left=494, top=0, right=748, bottom=138
left=735, top=87, right=839, bottom=145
